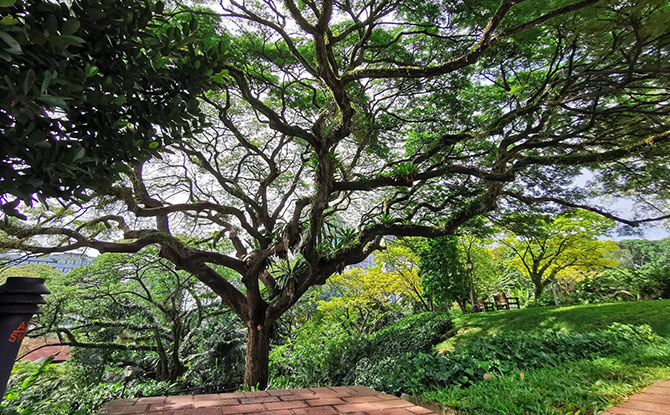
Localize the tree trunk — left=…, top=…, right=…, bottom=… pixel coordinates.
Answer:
left=244, top=321, right=273, bottom=389
left=457, top=300, right=468, bottom=314
left=532, top=275, right=545, bottom=299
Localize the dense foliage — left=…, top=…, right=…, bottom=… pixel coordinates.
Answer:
left=269, top=311, right=452, bottom=388
left=0, top=0, right=215, bottom=216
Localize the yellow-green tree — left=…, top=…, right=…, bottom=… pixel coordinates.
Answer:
left=500, top=210, right=619, bottom=299
left=319, top=244, right=424, bottom=333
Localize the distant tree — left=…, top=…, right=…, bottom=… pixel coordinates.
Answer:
left=374, top=240, right=430, bottom=311
left=318, top=248, right=423, bottom=333
left=616, top=239, right=670, bottom=298
left=31, top=249, right=237, bottom=384
left=0, top=263, right=62, bottom=285
left=499, top=210, right=619, bottom=299
left=417, top=236, right=470, bottom=312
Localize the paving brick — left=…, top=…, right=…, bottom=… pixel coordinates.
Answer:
left=106, top=399, right=139, bottom=407
left=193, top=394, right=221, bottom=400
left=367, top=409, right=415, bottom=415
left=149, top=403, right=195, bottom=412
left=329, top=386, right=356, bottom=396
left=173, top=409, right=221, bottom=415
left=102, top=406, right=149, bottom=415
left=343, top=395, right=386, bottom=404
left=348, top=386, right=377, bottom=395
left=605, top=406, right=664, bottom=415
left=239, top=396, right=280, bottom=404
left=242, top=391, right=270, bottom=398
left=137, top=397, right=167, bottom=405
left=220, top=404, right=265, bottom=414
left=267, top=389, right=295, bottom=396
left=309, top=388, right=345, bottom=398
left=643, top=386, right=670, bottom=395
left=628, top=393, right=670, bottom=405
left=618, top=399, right=669, bottom=413
left=375, top=394, right=400, bottom=401
left=335, top=403, right=379, bottom=413
left=218, top=393, right=246, bottom=399
left=372, top=400, right=414, bottom=410
left=210, top=399, right=239, bottom=407
left=264, top=400, right=309, bottom=411
left=292, top=406, right=339, bottom=415
left=406, top=405, right=434, bottom=414
left=194, top=400, right=227, bottom=408
left=307, top=398, right=346, bottom=407
left=96, top=386, right=434, bottom=415
left=280, top=392, right=319, bottom=401
left=247, top=411, right=292, bottom=415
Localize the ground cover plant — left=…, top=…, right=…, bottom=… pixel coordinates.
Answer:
left=420, top=341, right=670, bottom=415
left=420, top=300, right=670, bottom=415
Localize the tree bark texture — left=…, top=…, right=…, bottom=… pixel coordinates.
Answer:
left=244, top=321, right=273, bottom=389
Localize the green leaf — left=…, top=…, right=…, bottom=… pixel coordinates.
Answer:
left=59, top=35, right=85, bottom=47
left=61, top=19, right=80, bottom=35
left=187, top=99, right=199, bottom=114
left=40, top=70, right=53, bottom=94
left=21, top=355, right=54, bottom=390
left=86, top=65, right=99, bottom=78
left=23, top=69, right=35, bottom=95
left=0, top=29, right=21, bottom=54
left=38, top=95, right=67, bottom=108
left=148, top=141, right=160, bottom=149
left=72, top=147, right=86, bottom=161
left=0, top=0, right=16, bottom=7
left=1, top=16, right=19, bottom=25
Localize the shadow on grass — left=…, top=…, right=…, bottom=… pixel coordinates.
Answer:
left=451, top=300, right=670, bottom=342
left=422, top=341, right=670, bottom=415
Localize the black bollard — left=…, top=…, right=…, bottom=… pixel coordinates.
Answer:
left=0, top=277, right=50, bottom=398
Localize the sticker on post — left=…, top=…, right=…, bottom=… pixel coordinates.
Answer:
left=9, top=321, right=27, bottom=343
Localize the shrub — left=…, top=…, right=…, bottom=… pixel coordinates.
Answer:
left=269, top=311, right=452, bottom=388
left=364, top=323, right=660, bottom=395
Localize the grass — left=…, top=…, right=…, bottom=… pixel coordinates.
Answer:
left=423, top=300, right=670, bottom=414
left=420, top=340, right=670, bottom=415
left=437, top=299, right=670, bottom=352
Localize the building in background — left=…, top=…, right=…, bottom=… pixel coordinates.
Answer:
left=3, top=252, right=94, bottom=274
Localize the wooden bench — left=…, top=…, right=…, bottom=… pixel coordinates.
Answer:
left=476, top=298, right=496, bottom=312
left=493, top=293, right=520, bottom=310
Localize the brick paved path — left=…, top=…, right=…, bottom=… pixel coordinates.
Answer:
left=601, top=380, right=670, bottom=415
left=97, top=386, right=436, bottom=415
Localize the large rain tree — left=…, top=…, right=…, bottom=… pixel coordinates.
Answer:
left=2, top=0, right=670, bottom=387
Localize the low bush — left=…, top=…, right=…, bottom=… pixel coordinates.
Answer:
left=358, top=323, right=660, bottom=395
left=269, top=311, right=452, bottom=388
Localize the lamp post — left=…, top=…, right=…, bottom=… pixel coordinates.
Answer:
left=0, top=277, right=50, bottom=397
left=466, top=259, right=476, bottom=312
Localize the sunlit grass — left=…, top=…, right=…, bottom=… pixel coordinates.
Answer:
left=436, top=300, right=670, bottom=352
left=421, top=340, right=670, bottom=415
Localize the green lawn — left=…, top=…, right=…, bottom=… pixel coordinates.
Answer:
left=425, top=300, right=670, bottom=415
left=422, top=341, right=670, bottom=415
left=437, top=299, right=670, bottom=352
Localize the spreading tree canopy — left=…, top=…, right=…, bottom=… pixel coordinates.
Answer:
left=2, top=0, right=670, bottom=387
left=498, top=209, right=619, bottom=299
